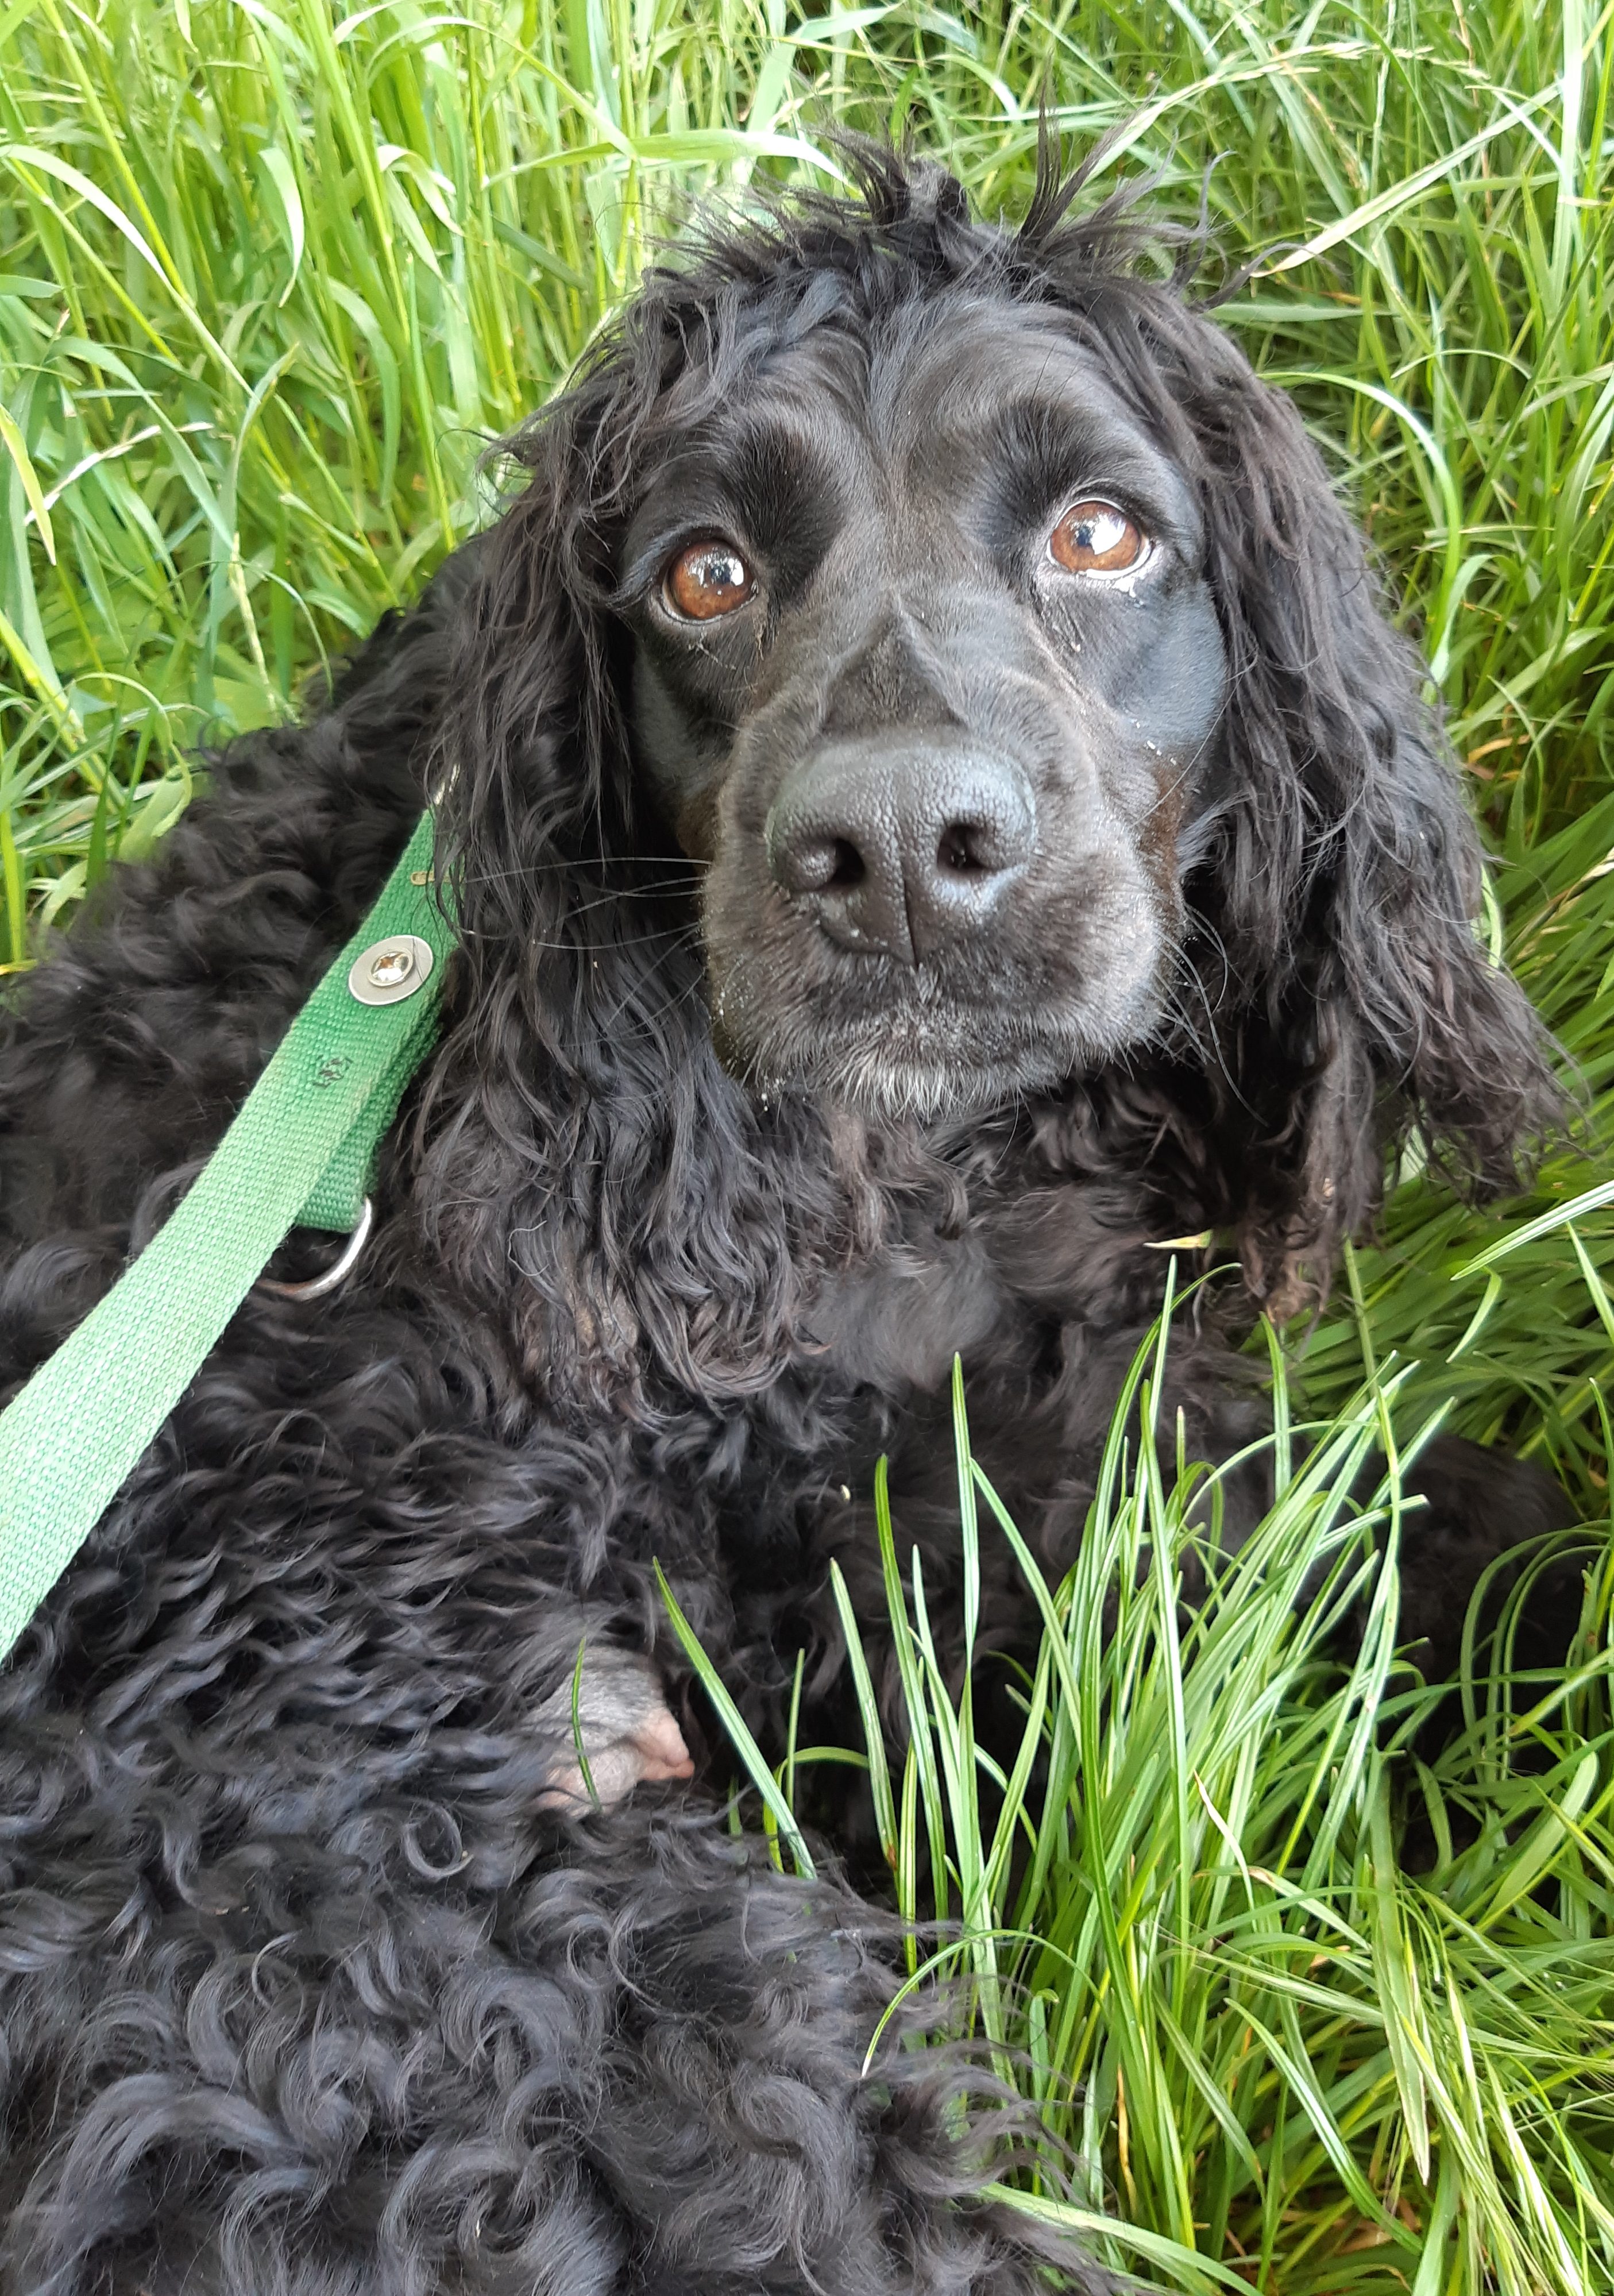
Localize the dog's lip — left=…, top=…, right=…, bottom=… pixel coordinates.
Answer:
left=705, top=878, right=1167, bottom=1041
left=720, top=963, right=1097, bottom=1035
left=724, top=997, right=1148, bottom=1081
left=706, top=925, right=1171, bottom=1102
left=711, top=884, right=1165, bottom=1005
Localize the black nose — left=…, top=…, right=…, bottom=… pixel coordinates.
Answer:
left=766, top=744, right=1036, bottom=963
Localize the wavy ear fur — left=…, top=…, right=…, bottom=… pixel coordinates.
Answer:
left=422, top=349, right=837, bottom=1422
left=1176, top=330, right=1560, bottom=1296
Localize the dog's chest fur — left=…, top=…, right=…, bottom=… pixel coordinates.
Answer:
left=662, top=1145, right=1239, bottom=1644
left=799, top=1173, right=1174, bottom=1397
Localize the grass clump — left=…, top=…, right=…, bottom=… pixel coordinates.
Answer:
left=694, top=1335, right=1614, bottom=2295
left=4, top=1, right=1614, bottom=2288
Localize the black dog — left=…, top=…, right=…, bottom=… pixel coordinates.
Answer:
left=0, top=146, right=1571, bottom=2294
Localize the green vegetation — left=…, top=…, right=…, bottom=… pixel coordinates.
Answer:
left=689, top=1343, right=1614, bottom=2295
left=2, top=1, right=1612, bottom=2287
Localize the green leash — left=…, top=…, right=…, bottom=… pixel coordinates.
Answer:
left=0, top=811, right=450, bottom=1664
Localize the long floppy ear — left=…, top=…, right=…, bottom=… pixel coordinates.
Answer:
left=1154, top=315, right=1562, bottom=1302
left=415, top=337, right=821, bottom=1413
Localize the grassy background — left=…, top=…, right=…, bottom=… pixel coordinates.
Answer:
left=3, top=1, right=1613, bottom=2289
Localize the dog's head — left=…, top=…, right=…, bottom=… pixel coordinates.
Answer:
left=631, top=281, right=1226, bottom=1125
left=431, top=142, right=1557, bottom=1331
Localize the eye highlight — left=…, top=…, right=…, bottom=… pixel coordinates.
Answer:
left=663, top=540, right=755, bottom=621
left=1048, top=500, right=1148, bottom=578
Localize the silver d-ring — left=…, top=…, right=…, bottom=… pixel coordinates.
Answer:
left=257, top=1197, right=374, bottom=1303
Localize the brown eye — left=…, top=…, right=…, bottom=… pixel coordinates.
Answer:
left=1048, top=500, right=1148, bottom=577
left=663, top=540, right=754, bottom=620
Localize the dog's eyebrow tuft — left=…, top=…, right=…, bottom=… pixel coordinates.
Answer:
left=617, top=409, right=852, bottom=597
left=967, top=392, right=1197, bottom=545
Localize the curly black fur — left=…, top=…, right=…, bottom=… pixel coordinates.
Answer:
left=0, top=143, right=1571, bottom=2293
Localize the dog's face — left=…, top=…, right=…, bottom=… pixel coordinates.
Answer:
left=439, top=155, right=1557, bottom=1321
left=619, top=292, right=1228, bottom=1119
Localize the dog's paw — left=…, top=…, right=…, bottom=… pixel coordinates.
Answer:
left=538, top=1650, right=694, bottom=1810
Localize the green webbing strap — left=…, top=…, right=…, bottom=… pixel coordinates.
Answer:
left=0, top=811, right=450, bottom=1662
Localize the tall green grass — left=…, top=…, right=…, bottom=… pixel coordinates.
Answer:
left=3, top=2, right=1613, bottom=2287
left=683, top=1338, right=1614, bottom=2295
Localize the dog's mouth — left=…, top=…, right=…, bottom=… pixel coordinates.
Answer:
left=707, top=953, right=1166, bottom=1121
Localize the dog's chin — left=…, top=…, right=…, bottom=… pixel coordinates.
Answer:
left=728, top=1014, right=1117, bottom=1124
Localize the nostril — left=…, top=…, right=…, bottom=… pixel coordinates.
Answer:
left=936, top=820, right=993, bottom=876
left=783, top=835, right=866, bottom=896
left=823, top=838, right=864, bottom=891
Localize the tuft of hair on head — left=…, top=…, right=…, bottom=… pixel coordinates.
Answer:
left=824, top=129, right=971, bottom=235
left=1013, top=111, right=1225, bottom=298
left=608, top=121, right=1211, bottom=352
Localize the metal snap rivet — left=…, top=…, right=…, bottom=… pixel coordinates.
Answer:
left=348, top=933, right=435, bottom=1007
